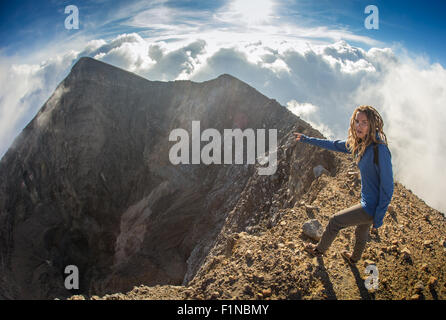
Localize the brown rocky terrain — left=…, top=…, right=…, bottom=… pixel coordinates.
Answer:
left=71, top=129, right=446, bottom=300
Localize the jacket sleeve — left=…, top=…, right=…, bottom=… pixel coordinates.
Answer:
left=373, top=144, right=394, bottom=228
left=300, top=134, right=350, bottom=154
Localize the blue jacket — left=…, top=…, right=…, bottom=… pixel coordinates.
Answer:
left=300, top=134, right=394, bottom=228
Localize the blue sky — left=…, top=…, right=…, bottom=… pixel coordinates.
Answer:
left=1, top=0, right=445, bottom=65
left=290, top=0, right=446, bottom=65
left=1, top=0, right=446, bottom=214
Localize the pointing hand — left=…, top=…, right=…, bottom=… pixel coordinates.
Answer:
left=293, top=132, right=304, bottom=141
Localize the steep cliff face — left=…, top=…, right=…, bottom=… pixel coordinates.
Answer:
left=0, top=57, right=324, bottom=299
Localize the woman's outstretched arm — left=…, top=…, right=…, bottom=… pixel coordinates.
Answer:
left=294, top=132, right=350, bottom=154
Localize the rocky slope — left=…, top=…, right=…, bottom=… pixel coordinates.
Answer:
left=72, top=131, right=446, bottom=300
left=0, top=57, right=308, bottom=299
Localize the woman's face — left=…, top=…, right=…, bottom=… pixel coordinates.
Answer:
left=354, top=111, right=369, bottom=140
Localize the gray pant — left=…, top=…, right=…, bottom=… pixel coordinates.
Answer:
left=316, top=204, right=373, bottom=261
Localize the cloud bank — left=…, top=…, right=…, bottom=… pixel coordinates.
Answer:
left=1, top=33, right=445, bottom=215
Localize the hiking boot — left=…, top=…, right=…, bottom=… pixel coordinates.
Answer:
left=304, top=243, right=323, bottom=257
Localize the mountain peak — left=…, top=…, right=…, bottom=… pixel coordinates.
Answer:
left=67, top=56, right=148, bottom=85
left=70, top=56, right=115, bottom=75
left=215, top=73, right=246, bottom=85
left=217, top=73, right=237, bottom=80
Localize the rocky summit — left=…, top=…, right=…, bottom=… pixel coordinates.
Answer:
left=0, top=57, right=445, bottom=300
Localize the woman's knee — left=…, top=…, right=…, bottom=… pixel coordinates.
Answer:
left=328, top=214, right=342, bottom=231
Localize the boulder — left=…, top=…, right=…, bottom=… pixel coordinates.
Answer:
left=302, top=219, right=323, bottom=241
left=313, top=165, right=330, bottom=178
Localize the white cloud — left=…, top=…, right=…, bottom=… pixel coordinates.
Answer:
left=215, top=0, right=277, bottom=26
left=286, top=100, right=335, bottom=138
left=118, top=1, right=211, bottom=39
left=286, top=100, right=318, bottom=117
left=0, top=51, right=78, bottom=157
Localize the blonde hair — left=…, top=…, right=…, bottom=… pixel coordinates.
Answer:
left=346, top=105, right=388, bottom=163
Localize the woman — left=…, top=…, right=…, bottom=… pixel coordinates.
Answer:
left=294, top=105, right=394, bottom=265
